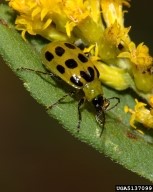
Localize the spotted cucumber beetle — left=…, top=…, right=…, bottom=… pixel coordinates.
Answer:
left=40, top=41, right=120, bottom=135
left=19, top=41, right=119, bottom=135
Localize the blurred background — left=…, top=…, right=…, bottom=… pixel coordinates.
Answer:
left=0, top=1, right=153, bottom=191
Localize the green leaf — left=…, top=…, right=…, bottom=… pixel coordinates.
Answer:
left=1, top=4, right=153, bottom=182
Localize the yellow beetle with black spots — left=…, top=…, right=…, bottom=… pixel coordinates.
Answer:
left=41, top=41, right=120, bottom=135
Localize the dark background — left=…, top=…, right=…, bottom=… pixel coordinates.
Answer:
left=0, top=1, right=153, bottom=191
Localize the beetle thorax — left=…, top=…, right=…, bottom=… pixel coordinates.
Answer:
left=83, top=79, right=103, bottom=102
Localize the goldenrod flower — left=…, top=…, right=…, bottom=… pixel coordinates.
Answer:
left=98, top=21, right=131, bottom=60
left=7, top=0, right=103, bottom=42
left=118, top=42, right=153, bottom=92
left=124, top=99, right=153, bottom=129
left=95, top=62, right=131, bottom=90
left=118, top=42, right=153, bottom=68
left=7, top=0, right=72, bottom=41
left=100, top=0, right=130, bottom=27
left=132, top=67, right=153, bottom=92
left=104, top=22, right=131, bottom=48
left=6, top=0, right=153, bottom=95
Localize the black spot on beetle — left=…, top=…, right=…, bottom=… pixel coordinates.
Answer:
left=94, top=66, right=100, bottom=78
left=78, top=53, right=88, bottom=63
left=80, top=67, right=94, bottom=82
left=45, top=51, right=54, bottom=62
left=65, top=59, right=78, bottom=69
left=55, top=46, right=65, bottom=56
left=64, top=42, right=76, bottom=49
left=56, top=65, right=65, bottom=74
left=70, top=75, right=83, bottom=87
left=88, top=67, right=94, bottom=80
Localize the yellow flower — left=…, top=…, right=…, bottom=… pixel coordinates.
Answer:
left=63, top=0, right=104, bottom=42
left=63, top=0, right=90, bottom=36
left=124, top=99, right=153, bottom=129
left=96, top=0, right=131, bottom=60
left=95, top=62, right=131, bottom=90
left=118, top=42, right=153, bottom=92
left=103, top=21, right=131, bottom=48
left=7, top=0, right=132, bottom=46
left=97, top=22, right=131, bottom=61
left=118, top=42, right=153, bottom=68
left=100, top=0, right=130, bottom=27
left=8, top=0, right=37, bottom=13
left=7, top=0, right=132, bottom=45
left=7, top=0, right=103, bottom=42
left=132, top=66, right=153, bottom=93
left=7, top=0, right=70, bottom=41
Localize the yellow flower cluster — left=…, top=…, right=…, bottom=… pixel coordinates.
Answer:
left=118, top=42, right=153, bottom=92
left=100, top=0, right=130, bottom=27
left=7, top=0, right=103, bottom=42
left=119, top=42, right=153, bottom=68
left=7, top=0, right=130, bottom=44
left=6, top=0, right=153, bottom=130
left=124, top=99, right=153, bottom=129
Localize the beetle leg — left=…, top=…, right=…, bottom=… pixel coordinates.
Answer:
left=77, top=98, right=85, bottom=131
